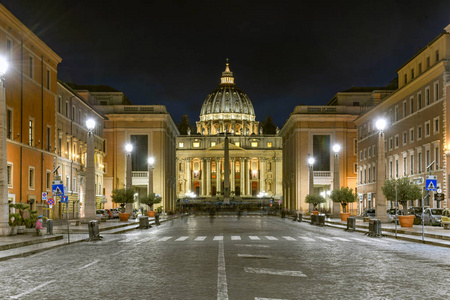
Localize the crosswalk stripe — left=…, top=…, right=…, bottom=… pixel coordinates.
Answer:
left=231, top=236, right=241, bottom=240
left=282, top=236, right=296, bottom=241
left=213, top=236, right=224, bottom=241
left=194, top=236, right=207, bottom=241
left=249, top=236, right=260, bottom=240
left=317, top=237, right=334, bottom=242
left=175, top=236, right=189, bottom=241
left=299, top=236, right=315, bottom=241
left=334, top=237, right=350, bottom=241
left=265, top=236, right=278, bottom=240
left=157, top=236, right=172, bottom=241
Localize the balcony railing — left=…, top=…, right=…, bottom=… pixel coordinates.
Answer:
left=313, top=171, right=331, bottom=177
left=132, top=171, right=148, bottom=178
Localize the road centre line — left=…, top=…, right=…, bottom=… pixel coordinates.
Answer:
left=245, top=267, right=307, bottom=277
left=352, top=238, right=371, bottom=243
left=217, top=240, right=229, bottom=300
left=79, top=260, right=100, bottom=270
left=113, top=250, right=126, bottom=255
left=334, top=237, right=350, bottom=241
left=235, top=244, right=270, bottom=248
left=255, top=298, right=290, bottom=300
left=10, top=280, right=56, bottom=299
left=238, top=254, right=272, bottom=259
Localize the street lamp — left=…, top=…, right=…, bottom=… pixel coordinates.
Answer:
left=375, top=118, right=388, bottom=222
left=0, top=56, right=8, bottom=235
left=85, top=119, right=96, bottom=219
left=308, top=156, right=315, bottom=211
left=332, top=143, right=341, bottom=217
left=125, top=143, right=133, bottom=215
left=148, top=156, right=155, bottom=196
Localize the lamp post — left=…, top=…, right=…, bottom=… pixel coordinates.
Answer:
left=85, top=119, right=96, bottom=220
left=148, top=156, right=155, bottom=196
left=125, top=143, right=133, bottom=215
left=332, top=144, right=341, bottom=218
left=0, top=57, right=9, bottom=235
left=308, top=156, right=315, bottom=211
left=375, top=118, right=388, bottom=222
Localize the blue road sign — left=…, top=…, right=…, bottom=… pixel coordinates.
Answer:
left=61, top=196, right=68, bottom=203
left=425, top=175, right=437, bottom=191
left=52, top=184, right=64, bottom=196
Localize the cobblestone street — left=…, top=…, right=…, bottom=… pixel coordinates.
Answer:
left=1, top=215, right=449, bottom=299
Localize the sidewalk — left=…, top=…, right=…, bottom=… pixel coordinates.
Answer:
left=0, top=215, right=166, bottom=261
left=303, top=216, right=450, bottom=248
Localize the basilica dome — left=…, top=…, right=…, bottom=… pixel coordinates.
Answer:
left=197, top=62, right=258, bottom=136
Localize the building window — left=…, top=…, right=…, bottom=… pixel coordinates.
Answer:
left=410, top=97, right=414, bottom=114
left=251, top=142, right=258, bottom=148
left=389, top=161, right=393, bottom=178
left=372, top=166, right=376, bottom=182
left=364, top=149, right=367, bottom=160
left=395, top=158, right=399, bottom=178
left=28, top=167, right=35, bottom=190
left=410, top=154, right=414, bottom=175
left=404, top=74, right=407, bottom=85
left=267, top=142, right=272, bottom=148
left=425, top=88, right=430, bottom=106
left=435, top=146, right=439, bottom=169
left=403, top=101, right=407, bottom=118
left=28, top=119, right=34, bottom=146
left=73, top=178, right=77, bottom=193
left=46, top=171, right=51, bottom=190
left=359, top=150, right=362, bottom=161
left=6, top=39, right=12, bottom=59
left=395, top=135, right=399, bottom=148
left=372, top=145, right=375, bottom=157
left=7, top=163, right=13, bottom=188
left=394, top=106, right=399, bottom=122
left=193, top=142, right=200, bottom=148
left=403, top=156, right=407, bottom=176
left=46, top=126, right=51, bottom=151
left=235, top=142, right=240, bottom=147
left=411, top=69, right=414, bottom=80
left=46, top=69, right=50, bottom=89
left=58, top=96, right=62, bottom=114
left=410, top=128, right=414, bottom=142
left=426, top=149, right=430, bottom=169
left=425, top=121, right=430, bottom=137
left=353, top=139, right=357, bottom=155
left=434, top=82, right=439, bottom=101
left=389, top=138, right=393, bottom=150
left=436, top=50, right=439, bottom=62
left=29, top=56, right=33, bottom=78
left=418, top=152, right=422, bottom=173
left=427, top=56, right=430, bottom=68
left=353, top=163, right=357, bottom=174
left=417, top=93, right=422, bottom=109
left=66, top=175, right=70, bottom=190
left=72, top=106, right=76, bottom=121
left=6, top=108, right=12, bottom=139
left=211, top=142, right=216, bottom=147
left=178, top=142, right=184, bottom=148
left=434, top=117, right=439, bottom=134
left=65, top=102, right=69, bottom=118
left=417, top=126, right=422, bottom=140
left=419, top=63, right=422, bottom=74
left=403, top=132, right=407, bottom=145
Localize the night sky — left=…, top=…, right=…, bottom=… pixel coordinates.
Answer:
left=3, top=0, right=450, bottom=127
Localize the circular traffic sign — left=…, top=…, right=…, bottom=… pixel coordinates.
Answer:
left=47, top=198, right=55, bottom=205
left=437, top=188, right=442, bottom=194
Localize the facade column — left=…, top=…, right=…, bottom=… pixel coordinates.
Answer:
left=260, top=158, right=266, bottom=193
left=246, top=159, right=251, bottom=196
left=216, top=159, right=221, bottom=195
left=240, top=158, right=244, bottom=197
left=231, top=158, right=235, bottom=195
left=206, top=158, right=211, bottom=196
left=186, top=158, right=191, bottom=193
left=202, top=158, right=207, bottom=196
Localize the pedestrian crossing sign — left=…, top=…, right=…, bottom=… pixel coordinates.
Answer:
left=425, top=175, right=437, bottom=191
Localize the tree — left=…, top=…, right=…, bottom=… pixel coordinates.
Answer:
left=330, top=187, right=356, bottom=213
left=305, top=194, right=326, bottom=211
left=381, top=176, right=421, bottom=215
left=111, top=188, right=135, bottom=213
left=140, top=193, right=162, bottom=211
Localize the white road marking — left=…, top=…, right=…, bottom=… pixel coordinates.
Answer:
left=235, top=244, right=270, bottom=248
left=255, top=298, right=290, bottom=300
left=298, top=236, right=315, bottom=241
left=195, top=236, right=207, bottom=241
left=231, top=236, right=241, bottom=240
left=245, top=267, right=307, bottom=277
left=334, top=237, right=350, bottom=241
left=175, top=236, right=189, bottom=241
left=249, top=236, right=260, bottom=240
left=217, top=240, right=229, bottom=300
left=10, top=280, right=56, bottom=299
left=157, top=236, right=172, bottom=241
left=317, top=237, right=334, bottom=242
left=112, top=250, right=126, bottom=255
left=79, top=260, right=100, bottom=270
left=238, top=254, right=272, bottom=259
left=214, top=236, right=224, bottom=241
left=282, top=236, right=296, bottom=241
left=352, top=238, right=371, bottom=243
left=265, top=236, right=278, bottom=240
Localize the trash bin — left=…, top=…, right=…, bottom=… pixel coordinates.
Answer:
left=155, top=213, right=160, bottom=225
left=46, top=219, right=53, bottom=235
left=310, top=214, right=317, bottom=225
left=297, top=214, right=303, bottom=222
left=88, top=220, right=100, bottom=239
left=281, top=210, right=286, bottom=218
left=139, top=216, right=149, bottom=229
left=346, top=217, right=356, bottom=231
left=317, top=214, right=325, bottom=226
left=368, top=219, right=382, bottom=237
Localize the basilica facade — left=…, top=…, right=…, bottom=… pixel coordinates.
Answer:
left=176, top=63, right=282, bottom=203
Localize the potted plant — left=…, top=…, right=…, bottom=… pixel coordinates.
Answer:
left=111, top=188, right=135, bottom=221
left=8, top=212, right=20, bottom=235
left=305, top=194, right=326, bottom=215
left=139, top=193, right=162, bottom=217
left=330, top=187, right=356, bottom=221
left=381, top=176, right=421, bottom=227
left=9, top=203, right=29, bottom=234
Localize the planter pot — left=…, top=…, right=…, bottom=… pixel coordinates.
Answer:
left=119, top=213, right=130, bottom=221
left=398, top=215, right=415, bottom=227
left=311, top=211, right=319, bottom=215
left=17, top=225, right=26, bottom=234
left=340, top=212, right=350, bottom=221
left=147, top=211, right=155, bottom=217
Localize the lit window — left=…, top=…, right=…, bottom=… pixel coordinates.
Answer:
left=193, top=142, right=200, bottom=148
left=235, top=142, right=240, bottom=147
left=251, top=142, right=258, bottom=148
left=211, top=142, right=216, bottom=147
left=7, top=163, right=13, bottom=188
left=267, top=142, right=272, bottom=148
left=28, top=167, right=35, bottom=190
left=178, top=142, right=184, bottom=148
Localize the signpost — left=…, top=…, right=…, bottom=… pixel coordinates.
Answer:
left=425, top=175, right=437, bottom=191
